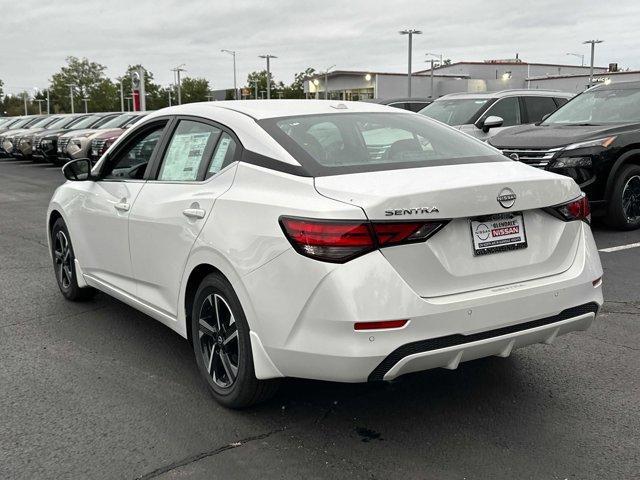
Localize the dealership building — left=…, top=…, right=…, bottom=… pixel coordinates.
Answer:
left=303, top=59, right=616, bottom=100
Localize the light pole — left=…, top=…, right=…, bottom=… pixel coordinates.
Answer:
left=583, top=40, right=603, bottom=88
left=566, top=52, right=585, bottom=67
left=171, top=64, right=187, bottom=104
left=119, top=78, right=125, bottom=112
left=35, top=99, right=45, bottom=114
left=425, top=59, right=437, bottom=98
left=258, top=54, right=277, bottom=99
left=399, top=29, right=422, bottom=98
left=320, top=65, right=335, bottom=100
left=221, top=49, right=238, bottom=100
left=425, top=53, right=442, bottom=99
left=167, top=87, right=172, bottom=107
left=46, top=89, right=50, bottom=114
left=82, top=98, right=89, bottom=113
left=67, top=84, right=77, bottom=113
left=22, top=92, right=28, bottom=115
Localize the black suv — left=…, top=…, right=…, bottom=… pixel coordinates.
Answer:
left=489, top=81, right=640, bottom=230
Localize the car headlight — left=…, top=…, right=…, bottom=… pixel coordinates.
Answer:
left=563, top=136, right=616, bottom=151
left=552, top=157, right=593, bottom=168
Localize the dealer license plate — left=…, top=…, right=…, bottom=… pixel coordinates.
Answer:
left=470, top=212, right=527, bottom=256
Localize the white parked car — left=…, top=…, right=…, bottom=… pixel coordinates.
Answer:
left=48, top=100, right=603, bottom=408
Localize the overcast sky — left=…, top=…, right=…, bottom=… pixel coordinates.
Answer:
left=2, top=0, right=639, bottom=95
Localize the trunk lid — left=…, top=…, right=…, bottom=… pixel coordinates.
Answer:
left=315, top=161, right=583, bottom=297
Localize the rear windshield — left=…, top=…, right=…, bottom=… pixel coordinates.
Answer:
left=259, top=112, right=504, bottom=176
left=419, top=99, right=490, bottom=125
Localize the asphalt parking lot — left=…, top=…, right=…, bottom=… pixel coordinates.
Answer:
left=0, top=158, right=638, bottom=480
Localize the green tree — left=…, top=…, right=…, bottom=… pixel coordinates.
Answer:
left=1, top=93, right=37, bottom=116
left=178, top=77, right=210, bottom=104
left=288, top=67, right=315, bottom=98
left=0, top=79, right=4, bottom=100
left=48, top=56, right=117, bottom=113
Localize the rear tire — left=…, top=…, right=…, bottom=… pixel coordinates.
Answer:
left=51, top=218, right=97, bottom=301
left=191, top=273, right=280, bottom=409
left=606, top=164, right=640, bottom=230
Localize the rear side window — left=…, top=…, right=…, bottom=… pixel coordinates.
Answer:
left=207, top=133, right=237, bottom=178
left=484, top=97, right=521, bottom=127
left=158, top=120, right=220, bottom=181
left=259, top=112, right=506, bottom=176
left=523, top=96, right=558, bottom=123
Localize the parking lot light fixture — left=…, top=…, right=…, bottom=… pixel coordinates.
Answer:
left=82, top=98, right=89, bottom=113
left=221, top=50, right=238, bottom=100
left=67, top=84, right=77, bottom=114
left=171, top=64, right=187, bottom=104
left=321, top=65, right=335, bottom=100
left=399, top=29, right=422, bottom=98
left=566, top=52, right=585, bottom=66
left=583, top=39, right=604, bottom=87
left=259, top=54, right=277, bottom=99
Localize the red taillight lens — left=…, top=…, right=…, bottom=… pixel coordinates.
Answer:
left=280, top=218, right=374, bottom=263
left=552, top=195, right=591, bottom=223
left=280, top=217, right=446, bottom=263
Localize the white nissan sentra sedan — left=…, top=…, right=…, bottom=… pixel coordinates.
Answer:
left=47, top=100, right=603, bottom=408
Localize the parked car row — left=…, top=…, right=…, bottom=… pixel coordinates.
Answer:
left=0, top=111, right=147, bottom=165
left=419, top=83, right=640, bottom=230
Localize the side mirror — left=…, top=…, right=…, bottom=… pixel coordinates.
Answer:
left=62, top=158, right=93, bottom=181
left=477, top=115, right=504, bottom=132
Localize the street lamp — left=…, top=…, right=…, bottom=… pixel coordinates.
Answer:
left=583, top=40, right=603, bottom=87
left=171, top=64, right=187, bottom=104
left=319, top=65, right=335, bottom=100
left=399, top=28, right=422, bottom=98
left=67, top=84, right=78, bottom=113
left=566, top=52, right=585, bottom=67
left=426, top=52, right=443, bottom=66
left=258, top=54, right=277, bottom=99
left=221, top=49, right=238, bottom=100
left=82, top=98, right=89, bottom=113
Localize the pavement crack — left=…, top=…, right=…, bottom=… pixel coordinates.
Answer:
left=135, top=427, right=286, bottom=479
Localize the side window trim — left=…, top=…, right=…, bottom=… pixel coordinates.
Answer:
left=97, top=117, right=172, bottom=181
left=147, top=115, right=243, bottom=183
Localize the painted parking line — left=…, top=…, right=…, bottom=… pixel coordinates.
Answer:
left=599, top=242, right=640, bottom=253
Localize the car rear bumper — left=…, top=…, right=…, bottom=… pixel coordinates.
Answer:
left=246, top=222, right=603, bottom=382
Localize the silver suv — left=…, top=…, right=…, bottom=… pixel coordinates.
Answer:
left=419, top=89, right=574, bottom=140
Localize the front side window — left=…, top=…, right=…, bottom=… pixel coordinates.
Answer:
left=484, top=97, right=521, bottom=127
left=523, top=96, right=557, bottom=123
left=419, top=99, right=489, bottom=125
left=543, top=88, right=640, bottom=125
left=157, top=120, right=220, bottom=181
left=260, top=112, right=505, bottom=175
left=102, top=126, right=165, bottom=180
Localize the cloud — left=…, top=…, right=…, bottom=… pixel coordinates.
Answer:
left=2, top=0, right=637, bottom=95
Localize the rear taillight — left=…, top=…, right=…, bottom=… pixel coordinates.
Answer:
left=547, top=195, right=591, bottom=224
left=280, top=216, right=446, bottom=263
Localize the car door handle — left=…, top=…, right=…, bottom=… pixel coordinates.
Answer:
left=114, top=202, right=130, bottom=212
left=183, top=208, right=206, bottom=219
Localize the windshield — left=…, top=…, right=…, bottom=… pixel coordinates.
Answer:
left=9, top=118, right=35, bottom=129
left=68, top=115, right=102, bottom=130
left=419, top=98, right=489, bottom=125
left=260, top=112, right=504, bottom=176
left=30, top=116, right=58, bottom=128
left=543, top=88, right=640, bottom=125
left=99, top=114, right=139, bottom=129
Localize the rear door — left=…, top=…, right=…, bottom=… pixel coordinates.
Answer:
left=128, top=117, right=240, bottom=317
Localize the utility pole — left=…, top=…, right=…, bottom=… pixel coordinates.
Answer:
left=258, top=54, right=277, bottom=99
left=46, top=89, right=50, bottom=114
left=583, top=39, right=603, bottom=88
left=221, top=49, right=238, bottom=99
left=399, top=29, right=422, bottom=98
left=82, top=98, right=89, bottom=113
left=167, top=88, right=172, bottom=107
left=23, top=93, right=28, bottom=115
left=35, top=99, right=45, bottom=114
left=67, top=84, right=77, bottom=113
left=119, top=79, right=125, bottom=112
left=171, top=64, right=187, bottom=104
left=425, top=59, right=437, bottom=98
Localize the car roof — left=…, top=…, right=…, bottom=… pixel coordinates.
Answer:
left=436, top=89, right=574, bottom=101
left=146, top=100, right=403, bottom=121
left=370, top=97, right=433, bottom=104
left=589, top=80, right=640, bottom=91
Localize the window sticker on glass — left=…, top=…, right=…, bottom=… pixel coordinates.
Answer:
left=208, top=133, right=237, bottom=176
left=159, top=132, right=211, bottom=181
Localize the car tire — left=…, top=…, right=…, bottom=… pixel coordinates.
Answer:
left=191, top=273, right=280, bottom=409
left=606, top=164, right=640, bottom=230
left=51, top=218, right=97, bottom=301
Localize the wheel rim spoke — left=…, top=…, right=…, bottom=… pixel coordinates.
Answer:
left=198, top=317, right=216, bottom=337
left=224, top=329, right=238, bottom=346
left=219, top=350, right=238, bottom=383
